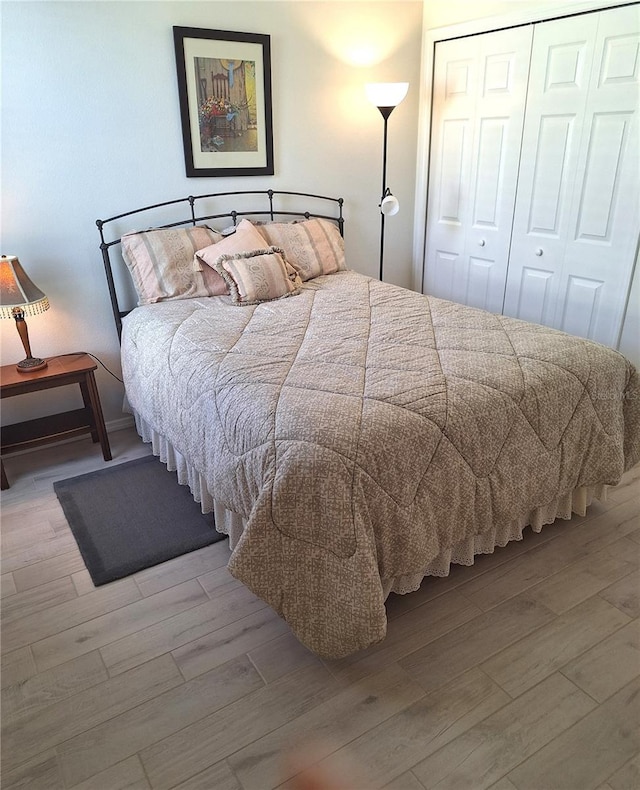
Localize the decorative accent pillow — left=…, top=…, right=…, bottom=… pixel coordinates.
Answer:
left=254, top=218, right=346, bottom=281
left=194, top=219, right=274, bottom=271
left=121, top=225, right=226, bottom=305
left=214, top=247, right=302, bottom=306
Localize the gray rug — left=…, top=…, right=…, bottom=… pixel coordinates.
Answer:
left=53, top=455, right=225, bottom=586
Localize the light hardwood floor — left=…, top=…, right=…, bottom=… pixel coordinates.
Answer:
left=1, top=427, right=639, bottom=790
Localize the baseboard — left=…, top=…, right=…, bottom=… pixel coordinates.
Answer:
left=106, top=415, right=135, bottom=433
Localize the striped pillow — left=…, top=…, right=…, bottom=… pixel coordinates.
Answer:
left=121, top=225, right=226, bottom=305
left=255, top=218, right=346, bottom=281
left=214, top=247, right=302, bottom=306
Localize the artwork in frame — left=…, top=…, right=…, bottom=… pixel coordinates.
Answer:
left=173, top=26, right=274, bottom=177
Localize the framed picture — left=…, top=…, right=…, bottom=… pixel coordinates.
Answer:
left=173, top=26, right=274, bottom=177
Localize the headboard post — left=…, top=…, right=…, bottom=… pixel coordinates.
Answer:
left=267, top=189, right=274, bottom=221
left=97, top=219, right=124, bottom=340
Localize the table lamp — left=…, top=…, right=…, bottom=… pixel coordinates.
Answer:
left=0, top=255, right=50, bottom=372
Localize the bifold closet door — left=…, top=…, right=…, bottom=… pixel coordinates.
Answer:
left=502, top=5, right=640, bottom=347
left=423, top=26, right=533, bottom=313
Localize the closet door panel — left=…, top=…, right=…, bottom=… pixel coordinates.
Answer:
left=527, top=114, right=575, bottom=235
left=555, top=5, right=640, bottom=347
left=512, top=266, right=555, bottom=325
left=502, top=13, right=599, bottom=327
left=424, top=26, right=533, bottom=311
left=424, top=36, right=478, bottom=305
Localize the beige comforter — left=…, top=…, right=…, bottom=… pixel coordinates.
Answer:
left=121, top=270, right=640, bottom=657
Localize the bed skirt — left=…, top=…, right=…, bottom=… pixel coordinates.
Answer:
left=131, top=410, right=608, bottom=598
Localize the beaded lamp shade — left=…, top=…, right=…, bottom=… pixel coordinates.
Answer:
left=0, top=255, right=50, bottom=372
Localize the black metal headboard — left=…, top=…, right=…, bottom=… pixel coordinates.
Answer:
left=96, top=189, right=344, bottom=340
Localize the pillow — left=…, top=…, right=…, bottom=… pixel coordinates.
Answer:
left=214, top=247, right=302, bottom=306
left=121, top=225, right=226, bottom=305
left=254, top=218, right=346, bottom=281
left=194, top=219, right=274, bottom=270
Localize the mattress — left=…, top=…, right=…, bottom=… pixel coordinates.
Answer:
left=121, top=270, right=640, bottom=657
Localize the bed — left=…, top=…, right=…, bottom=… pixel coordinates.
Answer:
left=97, top=190, right=640, bottom=659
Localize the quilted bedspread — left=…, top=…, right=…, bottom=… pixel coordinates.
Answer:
left=121, top=270, right=640, bottom=657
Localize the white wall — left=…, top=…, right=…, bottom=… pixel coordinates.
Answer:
left=1, top=0, right=423, bottom=426
left=423, top=0, right=554, bottom=27
left=422, top=0, right=625, bottom=29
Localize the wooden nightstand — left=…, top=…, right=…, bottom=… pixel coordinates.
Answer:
left=1, top=353, right=112, bottom=489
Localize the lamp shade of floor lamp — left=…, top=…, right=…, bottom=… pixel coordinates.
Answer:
left=0, top=255, right=50, bottom=372
left=365, top=82, right=409, bottom=281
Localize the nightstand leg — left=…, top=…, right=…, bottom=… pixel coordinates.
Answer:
left=1, top=459, right=8, bottom=490
left=85, top=371, right=112, bottom=461
left=79, top=379, right=99, bottom=443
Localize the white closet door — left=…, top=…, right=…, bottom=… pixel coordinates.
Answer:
left=503, top=5, right=640, bottom=347
left=556, top=4, right=640, bottom=346
left=423, top=26, right=533, bottom=312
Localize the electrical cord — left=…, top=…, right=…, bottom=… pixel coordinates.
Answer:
left=50, top=352, right=123, bottom=383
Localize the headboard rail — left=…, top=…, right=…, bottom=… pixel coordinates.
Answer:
left=96, top=189, right=344, bottom=340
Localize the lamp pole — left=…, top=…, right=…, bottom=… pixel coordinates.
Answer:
left=366, top=82, right=409, bottom=282
left=377, top=105, right=394, bottom=282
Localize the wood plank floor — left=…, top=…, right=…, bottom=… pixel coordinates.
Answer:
left=1, top=427, right=639, bottom=789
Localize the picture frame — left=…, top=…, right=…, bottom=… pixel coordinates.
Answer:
left=173, top=26, right=274, bottom=177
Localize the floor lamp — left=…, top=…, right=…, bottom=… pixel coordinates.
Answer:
left=365, top=82, right=409, bottom=281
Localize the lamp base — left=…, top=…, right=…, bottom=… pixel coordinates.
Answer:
left=16, top=356, right=48, bottom=373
